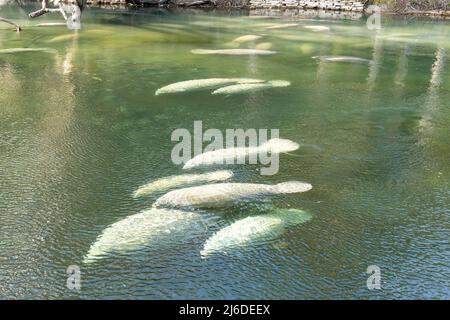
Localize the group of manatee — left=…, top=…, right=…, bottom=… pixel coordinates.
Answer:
left=155, top=78, right=292, bottom=96
left=82, top=22, right=375, bottom=263
left=1, top=23, right=372, bottom=72
left=84, top=139, right=313, bottom=263
left=154, top=26, right=372, bottom=96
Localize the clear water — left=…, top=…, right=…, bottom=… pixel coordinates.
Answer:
left=0, top=6, right=449, bottom=299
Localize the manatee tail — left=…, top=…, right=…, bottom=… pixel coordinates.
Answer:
left=260, top=138, right=299, bottom=153
left=191, top=49, right=215, bottom=55
left=182, top=160, right=195, bottom=170
left=205, top=170, right=234, bottom=180
left=268, top=80, right=291, bottom=87
left=82, top=254, right=98, bottom=265
left=275, top=181, right=312, bottom=194
left=284, top=152, right=303, bottom=158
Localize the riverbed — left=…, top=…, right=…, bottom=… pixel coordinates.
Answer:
left=0, top=6, right=449, bottom=299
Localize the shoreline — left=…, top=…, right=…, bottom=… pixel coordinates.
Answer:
left=381, top=10, right=450, bottom=18
left=85, top=1, right=450, bottom=18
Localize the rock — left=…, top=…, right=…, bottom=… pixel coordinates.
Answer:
left=249, top=0, right=367, bottom=13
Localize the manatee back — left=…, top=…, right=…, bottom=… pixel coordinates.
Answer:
left=275, top=181, right=312, bottom=194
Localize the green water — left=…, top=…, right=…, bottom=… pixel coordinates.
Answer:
left=0, top=6, right=449, bottom=299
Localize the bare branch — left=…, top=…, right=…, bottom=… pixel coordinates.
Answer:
left=0, top=17, right=21, bottom=32
left=29, top=0, right=68, bottom=20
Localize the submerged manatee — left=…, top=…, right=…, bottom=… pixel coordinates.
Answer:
left=303, top=25, right=331, bottom=32
left=212, top=80, right=291, bottom=95
left=191, top=49, right=277, bottom=56
left=266, top=23, right=299, bottom=30
left=83, top=208, right=202, bottom=264
left=183, top=138, right=299, bottom=170
left=0, top=48, right=57, bottom=54
left=133, top=170, right=233, bottom=198
left=201, top=208, right=312, bottom=257
left=255, top=42, right=273, bottom=50
left=35, top=22, right=67, bottom=27
left=231, top=34, right=263, bottom=43
left=46, top=33, right=78, bottom=43
left=154, top=181, right=312, bottom=209
left=313, top=55, right=373, bottom=64
left=155, top=78, right=264, bottom=95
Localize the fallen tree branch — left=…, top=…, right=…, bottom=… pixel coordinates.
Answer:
left=0, top=17, right=22, bottom=32
left=29, top=7, right=67, bottom=20
left=29, top=0, right=68, bottom=20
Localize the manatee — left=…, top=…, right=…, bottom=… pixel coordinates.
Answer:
left=133, top=170, right=233, bottom=198
left=35, top=22, right=67, bottom=27
left=83, top=208, right=202, bottom=264
left=313, top=55, right=373, bottom=64
left=183, top=138, right=299, bottom=170
left=266, top=23, right=299, bottom=30
left=0, top=48, right=57, bottom=54
left=155, top=78, right=265, bottom=95
left=255, top=42, right=273, bottom=50
left=211, top=80, right=290, bottom=95
left=201, top=208, right=313, bottom=257
left=154, top=181, right=312, bottom=209
left=46, top=33, right=78, bottom=43
left=191, top=49, right=277, bottom=56
left=231, top=35, right=262, bottom=43
left=303, top=25, right=331, bottom=32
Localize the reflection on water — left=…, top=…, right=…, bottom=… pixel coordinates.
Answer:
left=0, top=6, right=449, bottom=299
